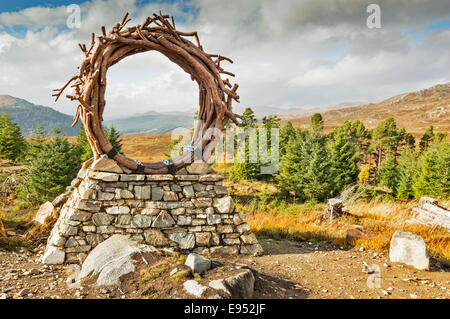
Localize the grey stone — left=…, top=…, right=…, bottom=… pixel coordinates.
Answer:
left=90, top=155, right=124, bottom=173
left=169, top=233, right=196, bottom=249
left=78, top=235, right=156, bottom=286
left=65, top=237, right=79, bottom=248
left=389, top=231, right=429, bottom=270
left=214, top=185, right=228, bottom=195
left=147, top=175, right=174, bottom=181
left=151, top=187, right=164, bottom=200
left=236, top=223, right=250, bottom=234
left=105, top=206, right=130, bottom=215
left=152, top=211, right=175, bottom=228
left=74, top=200, right=102, bottom=212
left=210, top=245, right=239, bottom=255
left=98, top=191, right=115, bottom=201
left=134, top=186, right=151, bottom=200
left=120, top=174, right=145, bottom=182
left=66, top=245, right=91, bottom=253
left=163, top=191, right=178, bottom=201
left=115, top=189, right=134, bottom=199
left=186, top=161, right=214, bottom=175
left=42, top=246, right=65, bottom=265
left=144, top=229, right=170, bottom=247
left=52, top=191, right=71, bottom=207
left=87, top=171, right=120, bottom=182
left=183, top=280, right=208, bottom=298
left=86, top=234, right=104, bottom=246
left=177, top=215, right=192, bottom=226
left=192, top=198, right=213, bottom=208
left=240, top=233, right=258, bottom=244
left=183, top=185, right=195, bottom=198
left=185, top=253, right=212, bottom=273
left=97, top=226, right=115, bottom=234
left=116, top=214, right=132, bottom=226
left=207, top=210, right=221, bottom=225
left=213, top=196, right=235, bottom=214
left=222, top=269, right=255, bottom=298
left=132, top=215, right=152, bottom=228
left=194, top=183, right=206, bottom=191
left=60, top=224, right=78, bottom=236
left=240, top=244, right=264, bottom=256
left=82, top=225, right=96, bottom=232
left=34, top=201, right=55, bottom=225
left=92, top=213, right=115, bottom=226
left=69, top=211, right=92, bottom=222
left=195, top=232, right=213, bottom=246
left=199, top=174, right=224, bottom=182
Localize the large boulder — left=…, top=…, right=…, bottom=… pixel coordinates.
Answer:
left=34, top=201, right=55, bottom=225
left=78, top=234, right=156, bottom=286
left=185, top=253, right=212, bottom=273
left=209, top=269, right=255, bottom=299
left=41, top=246, right=65, bottom=264
left=389, top=231, right=429, bottom=270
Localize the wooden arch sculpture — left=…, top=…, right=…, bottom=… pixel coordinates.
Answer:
left=53, top=12, right=242, bottom=174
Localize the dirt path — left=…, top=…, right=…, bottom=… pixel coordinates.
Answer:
left=0, top=238, right=448, bottom=299
left=252, top=239, right=450, bottom=299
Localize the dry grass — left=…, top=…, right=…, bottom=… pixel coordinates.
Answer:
left=120, top=133, right=173, bottom=163
left=229, top=179, right=450, bottom=264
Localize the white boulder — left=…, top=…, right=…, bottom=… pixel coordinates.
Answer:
left=389, top=231, right=429, bottom=270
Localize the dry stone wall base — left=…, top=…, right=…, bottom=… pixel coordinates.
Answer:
left=42, top=160, right=263, bottom=264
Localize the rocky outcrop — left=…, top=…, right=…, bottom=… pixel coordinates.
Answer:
left=42, top=158, right=262, bottom=264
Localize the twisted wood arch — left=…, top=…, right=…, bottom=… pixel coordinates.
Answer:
left=53, top=12, right=241, bottom=174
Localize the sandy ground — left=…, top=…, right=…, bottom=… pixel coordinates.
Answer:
left=0, top=238, right=448, bottom=299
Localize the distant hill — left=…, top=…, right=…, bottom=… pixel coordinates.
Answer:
left=288, top=83, right=450, bottom=135
left=0, top=95, right=78, bottom=136
left=276, top=102, right=366, bottom=119
left=104, top=110, right=194, bottom=135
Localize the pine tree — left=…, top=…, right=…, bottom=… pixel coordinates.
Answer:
left=230, top=107, right=261, bottom=180
left=0, top=113, right=25, bottom=162
left=240, top=107, right=257, bottom=129
left=377, top=153, right=398, bottom=193
left=396, top=149, right=419, bottom=200
left=328, top=129, right=360, bottom=194
left=277, top=130, right=334, bottom=202
left=369, top=117, right=402, bottom=181
left=26, top=136, right=82, bottom=204
left=24, top=123, right=46, bottom=164
left=413, top=140, right=450, bottom=198
left=311, top=113, right=324, bottom=132
left=419, top=125, right=434, bottom=152
left=76, top=124, right=123, bottom=162
left=106, top=125, right=123, bottom=153
left=279, top=121, right=296, bottom=158
left=405, top=133, right=415, bottom=150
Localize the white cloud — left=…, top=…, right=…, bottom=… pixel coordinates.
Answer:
left=0, top=0, right=449, bottom=119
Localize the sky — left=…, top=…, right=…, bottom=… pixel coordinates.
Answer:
left=0, top=0, right=449, bottom=119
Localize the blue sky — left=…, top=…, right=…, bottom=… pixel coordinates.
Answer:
left=0, top=0, right=449, bottom=117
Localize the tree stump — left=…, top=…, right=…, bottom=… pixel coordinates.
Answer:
left=323, top=198, right=344, bottom=221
